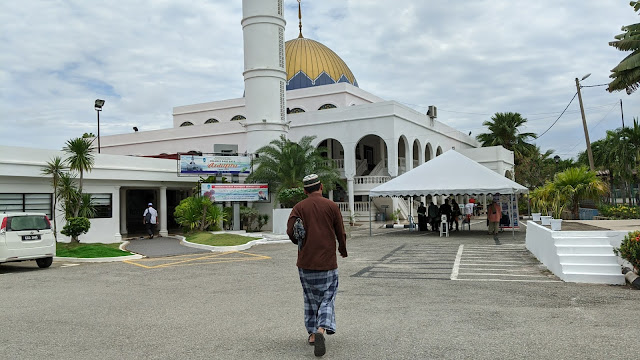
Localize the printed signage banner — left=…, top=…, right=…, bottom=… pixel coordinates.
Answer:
left=201, top=184, right=269, bottom=202
left=179, top=154, right=251, bottom=175
left=498, top=194, right=519, bottom=228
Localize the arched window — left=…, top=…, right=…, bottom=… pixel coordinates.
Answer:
left=289, top=107, right=305, bottom=114
left=318, top=104, right=337, bottom=110
left=180, top=121, right=194, bottom=127
left=205, top=118, right=219, bottom=124
left=231, top=115, right=246, bottom=121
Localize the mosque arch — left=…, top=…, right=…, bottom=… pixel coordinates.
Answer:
left=425, top=143, right=433, bottom=162
left=398, top=136, right=409, bottom=175
left=318, top=103, right=337, bottom=110
left=355, top=134, right=388, bottom=177
left=180, top=121, right=194, bottom=127
left=231, top=115, right=246, bottom=121
left=205, top=118, right=219, bottom=124
left=288, top=107, right=305, bottom=114
left=412, top=139, right=422, bottom=169
left=317, top=138, right=345, bottom=172
left=436, top=146, right=443, bottom=156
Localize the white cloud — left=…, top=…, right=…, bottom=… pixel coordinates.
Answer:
left=1, top=0, right=638, bottom=160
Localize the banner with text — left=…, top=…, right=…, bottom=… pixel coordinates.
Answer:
left=179, top=154, right=251, bottom=176
left=201, top=184, right=269, bottom=202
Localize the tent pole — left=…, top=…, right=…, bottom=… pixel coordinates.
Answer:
left=511, top=193, right=515, bottom=239
left=369, top=197, right=372, bottom=236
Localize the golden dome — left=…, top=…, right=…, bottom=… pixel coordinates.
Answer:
left=285, top=37, right=358, bottom=90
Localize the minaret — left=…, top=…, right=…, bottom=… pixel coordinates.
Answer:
left=241, top=0, right=288, bottom=154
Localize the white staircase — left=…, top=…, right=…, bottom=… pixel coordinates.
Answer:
left=526, top=221, right=626, bottom=285
left=555, top=234, right=624, bottom=284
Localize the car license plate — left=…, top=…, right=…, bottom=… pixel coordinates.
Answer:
left=22, top=235, right=41, bottom=241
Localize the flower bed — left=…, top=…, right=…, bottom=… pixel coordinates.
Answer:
left=599, top=204, right=640, bottom=219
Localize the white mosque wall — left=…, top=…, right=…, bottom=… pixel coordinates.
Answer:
left=458, top=146, right=515, bottom=178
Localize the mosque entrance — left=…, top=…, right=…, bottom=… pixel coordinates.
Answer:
left=125, top=189, right=189, bottom=236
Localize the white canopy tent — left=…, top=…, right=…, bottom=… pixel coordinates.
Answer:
left=368, top=150, right=529, bottom=235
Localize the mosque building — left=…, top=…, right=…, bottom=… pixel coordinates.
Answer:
left=99, top=0, right=514, bottom=223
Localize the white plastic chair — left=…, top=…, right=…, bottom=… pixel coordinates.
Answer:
left=439, top=214, right=449, bottom=237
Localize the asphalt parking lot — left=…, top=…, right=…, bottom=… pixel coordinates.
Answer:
left=1, top=224, right=638, bottom=359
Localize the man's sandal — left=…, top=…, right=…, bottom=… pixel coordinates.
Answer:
left=308, top=333, right=314, bottom=345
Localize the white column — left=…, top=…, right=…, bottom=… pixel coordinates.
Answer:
left=387, top=139, right=398, bottom=177
left=242, top=0, right=288, bottom=154
left=113, top=186, right=122, bottom=242
left=347, top=178, right=355, bottom=220
left=344, top=143, right=357, bottom=220
left=119, top=187, right=127, bottom=237
left=159, top=186, right=168, bottom=237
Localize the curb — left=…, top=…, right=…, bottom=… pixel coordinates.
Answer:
left=54, top=240, right=144, bottom=263
left=179, top=233, right=291, bottom=252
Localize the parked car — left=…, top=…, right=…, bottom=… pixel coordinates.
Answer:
left=0, top=212, right=55, bottom=268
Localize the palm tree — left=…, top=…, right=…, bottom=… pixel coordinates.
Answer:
left=607, top=1, right=640, bottom=95
left=63, top=137, right=95, bottom=216
left=515, top=146, right=556, bottom=189
left=476, top=112, right=537, bottom=163
left=40, top=156, right=66, bottom=240
left=553, top=166, right=609, bottom=219
left=57, top=172, right=80, bottom=220
left=246, top=135, right=343, bottom=203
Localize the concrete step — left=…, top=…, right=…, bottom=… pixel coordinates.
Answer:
left=558, top=254, right=619, bottom=264
left=553, top=236, right=612, bottom=246
left=555, top=244, right=614, bottom=255
left=553, top=231, right=618, bottom=238
left=560, top=263, right=622, bottom=274
left=563, top=272, right=625, bottom=285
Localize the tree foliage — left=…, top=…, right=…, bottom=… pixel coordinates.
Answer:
left=476, top=112, right=537, bottom=164
left=607, top=1, right=640, bottom=94
left=246, top=135, right=343, bottom=205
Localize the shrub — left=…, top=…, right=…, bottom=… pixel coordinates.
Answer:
left=61, top=217, right=91, bottom=243
left=240, top=206, right=270, bottom=232
left=174, top=196, right=225, bottom=232
left=614, top=230, right=640, bottom=272
left=599, top=204, right=640, bottom=219
left=278, top=187, right=307, bottom=208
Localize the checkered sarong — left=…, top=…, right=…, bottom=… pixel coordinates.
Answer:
left=298, top=268, right=339, bottom=334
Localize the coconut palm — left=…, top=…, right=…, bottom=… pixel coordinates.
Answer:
left=475, top=112, right=537, bottom=163
left=63, top=137, right=95, bottom=215
left=246, top=135, right=343, bottom=204
left=607, top=1, right=640, bottom=95
left=40, top=156, right=66, bottom=240
left=553, top=166, right=609, bottom=219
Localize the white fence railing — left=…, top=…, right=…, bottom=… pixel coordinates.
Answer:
left=354, top=175, right=390, bottom=185
left=337, top=202, right=370, bottom=213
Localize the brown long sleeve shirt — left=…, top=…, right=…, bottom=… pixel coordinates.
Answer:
left=287, top=192, right=347, bottom=270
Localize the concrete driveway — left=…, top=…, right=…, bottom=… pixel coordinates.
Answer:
left=1, top=224, right=637, bottom=359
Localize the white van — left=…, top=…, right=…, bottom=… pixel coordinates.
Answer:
left=0, top=212, right=56, bottom=268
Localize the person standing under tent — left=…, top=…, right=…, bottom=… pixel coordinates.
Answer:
left=287, top=174, right=348, bottom=357
left=450, top=199, right=461, bottom=231
left=428, top=201, right=440, bottom=232
left=417, top=202, right=428, bottom=231
left=487, top=199, right=502, bottom=243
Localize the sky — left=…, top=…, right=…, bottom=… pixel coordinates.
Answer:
left=1, top=0, right=638, bottom=161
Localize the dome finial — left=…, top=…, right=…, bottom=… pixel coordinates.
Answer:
left=297, top=0, right=303, bottom=38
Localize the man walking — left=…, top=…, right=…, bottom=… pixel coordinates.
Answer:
left=287, top=174, right=348, bottom=357
left=487, top=199, right=501, bottom=243
left=143, top=203, right=158, bottom=239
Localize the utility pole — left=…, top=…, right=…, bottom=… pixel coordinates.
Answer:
left=575, top=77, right=595, bottom=171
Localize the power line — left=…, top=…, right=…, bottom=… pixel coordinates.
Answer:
left=536, top=92, right=578, bottom=138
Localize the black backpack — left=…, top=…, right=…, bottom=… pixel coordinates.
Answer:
left=145, top=210, right=152, bottom=223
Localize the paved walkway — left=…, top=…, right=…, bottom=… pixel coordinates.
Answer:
left=124, top=236, right=210, bottom=257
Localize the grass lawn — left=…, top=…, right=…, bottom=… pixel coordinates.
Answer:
left=185, top=231, right=261, bottom=246
left=56, top=242, right=133, bottom=258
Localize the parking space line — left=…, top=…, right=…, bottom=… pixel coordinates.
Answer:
left=450, top=245, right=463, bottom=280
left=124, top=251, right=270, bottom=269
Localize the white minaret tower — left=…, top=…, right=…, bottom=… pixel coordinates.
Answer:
left=241, top=0, right=288, bottom=154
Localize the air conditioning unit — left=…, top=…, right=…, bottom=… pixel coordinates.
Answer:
left=427, top=105, right=437, bottom=119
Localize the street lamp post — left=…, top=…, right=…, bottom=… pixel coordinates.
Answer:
left=95, top=99, right=105, bottom=153
left=575, top=74, right=595, bottom=172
